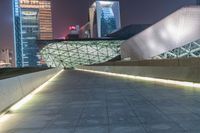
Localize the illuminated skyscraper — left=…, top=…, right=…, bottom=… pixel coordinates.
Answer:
left=13, top=0, right=53, bottom=67
left=89, top=1, right=121, bottom=38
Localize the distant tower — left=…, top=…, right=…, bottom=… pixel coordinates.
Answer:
left=197, top=0, right=200, bottom=5
left=89, top=1, right=121, bottom=38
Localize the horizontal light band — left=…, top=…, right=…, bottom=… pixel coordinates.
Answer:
left=0, top=69, right=64, bottom=123
left=77, top=69, right=200, bottom=88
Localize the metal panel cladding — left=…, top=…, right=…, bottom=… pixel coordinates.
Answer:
left=121, top=6, right=200, bottom=60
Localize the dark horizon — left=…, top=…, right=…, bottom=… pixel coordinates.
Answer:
left=0, top=0, right=197, bottom=50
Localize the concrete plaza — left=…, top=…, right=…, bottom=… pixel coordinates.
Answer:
left=1, top=70, right=200, bottom=133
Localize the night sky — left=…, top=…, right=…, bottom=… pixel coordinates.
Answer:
left=0, top=0, right=196, bottom=50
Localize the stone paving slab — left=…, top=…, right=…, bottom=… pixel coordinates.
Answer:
left=1, top=70, right=200, bottom=133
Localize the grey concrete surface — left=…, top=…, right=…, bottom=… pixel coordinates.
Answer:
left=96, top=58, right=200, bottom=67
left=78, top=65, right=200, bottom=83
left=1, top=70, right=200, bottom=133
left=0, top=68, right=61, bottom=113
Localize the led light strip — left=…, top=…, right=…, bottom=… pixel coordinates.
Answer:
left=77, top=69, right=200, bottom=88
left=0, top=69, right=64, bottom=123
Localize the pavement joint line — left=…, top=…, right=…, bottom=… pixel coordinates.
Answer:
left=76, top=68, right=200, bottom=89
left=126, top=83, right=187, bottom=132
left=119, top=86, right=148, bottom=133
left=73, top=98, right=89, bottom=133
left=0, top=69, right=64, bottom=123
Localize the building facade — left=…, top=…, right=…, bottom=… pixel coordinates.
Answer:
left=39, top=40, right=123, bottom=68
left=89, top=1, right=121, bottom=38
left=13, top=0, right=53, bottom=67
left=121, top=6, right=200, bottom=60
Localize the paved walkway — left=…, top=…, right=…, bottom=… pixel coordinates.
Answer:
left=1, top=70, right=200, bottom=133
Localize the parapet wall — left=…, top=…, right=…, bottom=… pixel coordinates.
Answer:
left=78, top=65, right=200, bottom=83
left=95, top=58, right=200, bottom=67
left=121, top=6, right=200, bottom=60
left=0, top=68, right=61, bottom=113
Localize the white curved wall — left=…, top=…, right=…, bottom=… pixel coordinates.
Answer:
left=121, top=6, right=200, bottom=60
left=0, top=68, right=61, bottom=113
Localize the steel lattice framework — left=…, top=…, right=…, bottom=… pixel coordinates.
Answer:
left=153, top=39, right=200, bottom=59
left=40, top=40, right=123, bottom=68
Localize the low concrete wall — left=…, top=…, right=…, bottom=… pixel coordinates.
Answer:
left=0, top=68, right=61, bottom=113
left=78, top=66, right=200, bottom=83
left=95, top=58, right=200, bottom=67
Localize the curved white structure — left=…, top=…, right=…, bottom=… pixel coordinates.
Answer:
left=40, top=40, right=123, bottom=68
left=121, top=6, right=200, bottom=60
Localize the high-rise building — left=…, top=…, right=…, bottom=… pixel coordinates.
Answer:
left=89, top=1, right=121, bottom=38
left=13, top=0, right=53, bottom=67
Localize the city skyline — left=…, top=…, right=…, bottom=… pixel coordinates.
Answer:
left=1, top=1, right=200, bottom=133
left=0, top=0, right=197, bottom=50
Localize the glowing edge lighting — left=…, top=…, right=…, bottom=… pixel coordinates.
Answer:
left=77, top=69, right=200, bottom=88
left=0, top=69, right=64, bottom=122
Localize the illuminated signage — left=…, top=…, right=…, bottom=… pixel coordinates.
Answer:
left=20, top=0, right=51, bottom=9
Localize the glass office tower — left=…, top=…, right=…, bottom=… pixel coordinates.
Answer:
left=89, top=1, right=121, bottom=38
left=13, top=0, right=53, bottom=67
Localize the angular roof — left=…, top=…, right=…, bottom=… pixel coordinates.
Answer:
left=121, top=6, right=200, bottom=60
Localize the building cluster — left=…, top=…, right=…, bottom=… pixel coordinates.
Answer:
left=12, top=0, right=121, bottom=67
left=1, top=0, right=199, bottom=68
left=41, top=5, right=200, bottom=68
left=67, top=1, right=121, bottom=39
